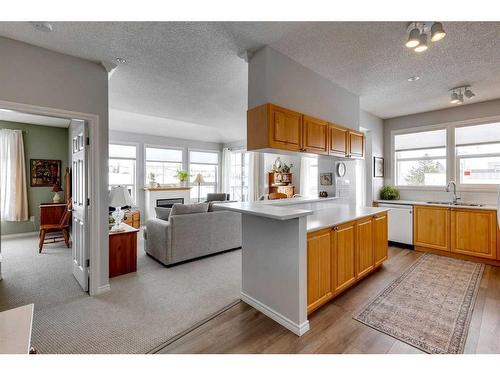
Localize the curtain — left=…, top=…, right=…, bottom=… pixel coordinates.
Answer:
left=248, top=151, right=261, bottom=201
left=221, top=147, right=232, bottom=194
left=0, top=129, right=28, bottom=221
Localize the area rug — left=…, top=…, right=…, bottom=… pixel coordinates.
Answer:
left=354, top=253, right=484, bottom=354
left=0, top=233, right=241, bottom=354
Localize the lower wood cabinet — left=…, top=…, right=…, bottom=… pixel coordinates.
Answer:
left=414, top=205, right=450, bottom=251
left=307, top=213, right=388, bottom=314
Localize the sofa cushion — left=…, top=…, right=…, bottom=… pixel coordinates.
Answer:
left=155, top=207, right=171, bottom=221
left=206, top=193, right=229, bottom=202
left=170, top=202, right=209, bottom=216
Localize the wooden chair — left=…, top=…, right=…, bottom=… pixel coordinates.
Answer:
left=38, top=200, right=72, bottom=253
left=268, top=192, right=288, bottom=200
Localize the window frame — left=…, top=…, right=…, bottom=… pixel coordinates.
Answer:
left=108, top=142, right=138, bottom=205
left=144, top=144, right=185, bottom=186
left=229, top=149, right=250, bottom=202
left=188, top=148, right=221, bottom=202
left=391, top=116, right=500, bottom=192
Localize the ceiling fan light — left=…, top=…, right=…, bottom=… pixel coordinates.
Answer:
left=406, top=28, right=421, bottom=48
left=431, top=22, right=446, bottom=42
left=414, top=33, right=428, bottom=52
left=464, top=88, right=475, bottom=98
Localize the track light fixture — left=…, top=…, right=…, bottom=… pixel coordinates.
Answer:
left=405, top=22, right=446, bottom=52
left=449, top=86, right=475, bottom=105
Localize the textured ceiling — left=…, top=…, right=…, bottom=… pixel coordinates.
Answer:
left=0, top=22, right=499, bottom=142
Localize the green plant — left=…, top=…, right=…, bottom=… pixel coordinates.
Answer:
left=379, top=185, right=400, bottom=200
left=175, top=170, right=189, bottom=182
left=148, top=172, right=156, bottom=183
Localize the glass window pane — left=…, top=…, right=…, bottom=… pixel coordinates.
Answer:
left=396, top=148, right=446, bottom=159
left=456, top=122, right=500, bottom=145
left=146, top=147, right=182, bottom=162
left=459, top=156, right=500, bottom=185
left=190, top=163, right=217, bottom=183
left=189, top=151, right=219, bottom=164
left=109, top=144, right=136, bottom=159
left=109, top=159, right=135, bottom=185
left=394, top=129, right=446, bottom=151
left=145, top=161, right=182, bottom=184
left=396, top=159, right=446, bottom=186
left=457, top=143, right=500, bottom=156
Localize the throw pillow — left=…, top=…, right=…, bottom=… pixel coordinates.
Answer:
left=170, top=202, right=209, bottom=216
left=155, top=207, right=171, bottom=221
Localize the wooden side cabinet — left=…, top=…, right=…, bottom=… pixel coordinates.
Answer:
left=356, top=216, right=374, bottom=279
left=332, top=221, right=357, bottom=295
left=373, top=212, right=388, bottom=267
left=109, top=224, right=139, bottom=278
left=451, top=208, right=497, bottom=260
left=307, top=228, right=333, bottom=314
left=414, top=205, right=450, bottom=251
left=303, top=115, right=328, bottom=154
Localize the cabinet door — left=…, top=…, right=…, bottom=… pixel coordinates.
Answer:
left=307, top=229, right=333, bottom=313
left=414, top=205, right=450, bottom=251
left=269, top=105, right=303, bottom=151
left=329, top=124, right=348, bottom=157
left=373, top=213, right=388, bottom=267
left=356, top=217, right=374, bottom=279
left=451, top=209, right=497, bottom=260
left=332, top=221, right=356, bottom=294
left=303, top=115, right=328, bottom=154
left=348, top=131, right=364, bottom=158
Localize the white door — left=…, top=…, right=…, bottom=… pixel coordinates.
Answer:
left=71, top=120, right=89, bottom=291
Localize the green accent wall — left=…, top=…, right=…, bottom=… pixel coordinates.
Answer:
left=0, top=120, right=68, bottom=235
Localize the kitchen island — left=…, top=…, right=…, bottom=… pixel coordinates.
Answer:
left=214, top=197, right=389, bottom=336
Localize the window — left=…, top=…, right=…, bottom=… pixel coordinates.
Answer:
left=456, top=122, right=500, bottom=185
left=394, top=129, right=447, bottom=187
left=189, top=150, right=219, bottom=201
left=109, top=144, right=136, bottom=203
left=229, top=151, right=249, bottom=202
left=301, top=157, right=318, bottom=197
left=145, top=147, right=183, bottom=185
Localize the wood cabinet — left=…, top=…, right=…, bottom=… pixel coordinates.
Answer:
left=356, top=217, right=374, bottom=279
left=123, top=209, right=140, bottom=229
left=413, top=205, right=450, bottom=251
left=303, top=115, right=329, bottom=155
left=307, top=229, right=333, bottom=313
left=332, top=221, right=357, bottom=294
left=451, top=208, right=497, bottom=260
left=247, top=103, right=364, bottom=158
left=109, top=223, right=139, bottom=278
left=373, top=213, right=388, bottom=267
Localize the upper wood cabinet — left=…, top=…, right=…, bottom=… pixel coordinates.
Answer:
left=303, top=115, right=329, bottom=154
left=356, top=216, right=374, bottom=279
left=328, top=124, right=348, bottom=157
left=373, top=213, right=388, bottom=267
left=332, top=221, right=357, bottom=294
left=307, top=228, right=333, bottom=314
left=451, top=208, right=497, bottom=260
left=247, top=103, right=364, bottom=158
left=414, top=205, right=450, bottom=252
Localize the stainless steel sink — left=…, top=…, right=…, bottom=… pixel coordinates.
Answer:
left=426, top=201, right=483, bottom=207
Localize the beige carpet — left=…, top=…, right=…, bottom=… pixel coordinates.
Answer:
left=354, top=253, right=484, bottom=354
left=0, top=233, right=241, bottom=353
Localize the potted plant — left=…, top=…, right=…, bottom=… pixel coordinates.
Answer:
left=379, top=185, right=400, bottom=200
left=175, top=170, right=189, bottom=187
left=148, top=172, right=157, bottom=188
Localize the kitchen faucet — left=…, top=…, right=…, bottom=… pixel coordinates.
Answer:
left=446, top=181, right=460, bottom=204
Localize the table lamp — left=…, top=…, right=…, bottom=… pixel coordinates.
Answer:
left=52, top=184, right=63, bottom=203
left=193, top=173, right=205, bottom=202
left=109, top=186, right=134, bottom=231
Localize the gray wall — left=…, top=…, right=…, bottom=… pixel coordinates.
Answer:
left=0, top=36, right=109, bottom=291
left=248, top=46, right=360, bottom=130
left=383, top=98, right=500, bottom=204
left=109, top=130, right=223, bottom=218
left=360, top=110, right=384, bottom=203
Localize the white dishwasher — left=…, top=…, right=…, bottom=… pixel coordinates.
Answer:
left=378, top=203, right=413, bottom=246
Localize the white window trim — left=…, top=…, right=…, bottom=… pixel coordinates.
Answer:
left=144, top=144, right=185, bottom=185
left=109, top=143, right=138, bottom=204
left=390, top=114, right=500, bottom=193
left=229, top=150, right=250, bottom=202
left=188, top=148, right=221, bottom=197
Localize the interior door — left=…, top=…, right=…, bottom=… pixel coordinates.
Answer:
left=71, top=120, right=89, bottom=291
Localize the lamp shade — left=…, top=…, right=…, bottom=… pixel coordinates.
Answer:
left=193, top=173, right=205, bottom=184
left=109, top=186, right=134, bottom=207
left=52, top=184, right=62, bottom=192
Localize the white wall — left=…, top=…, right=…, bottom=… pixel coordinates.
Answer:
left=360, top=110, right=384, bottom=203
left=109, top=130, right=223, bottom=217
left=0, top=36, right=109, bottom=292
left=248, top=46, right=360, bottom=130
left=383, top=98, right=500, bottom=205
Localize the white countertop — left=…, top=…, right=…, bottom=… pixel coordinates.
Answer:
left=307, top=205, right=389, bottom=232
left=375, top=199, right=497, bottom=211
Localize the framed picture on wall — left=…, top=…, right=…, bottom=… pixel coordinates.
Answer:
left=374, top=157, right=384, bottom=178
left=320, top=172, right=333, bottom=186
left=30, top=159, right=62, bottom=187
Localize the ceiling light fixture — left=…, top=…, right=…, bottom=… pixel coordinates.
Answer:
left=449, top=86, right=475, bottom=105
left=464, top=87, right=475, bottom=99
left=407, top=76, right=420, bottom=82
left=30, top=22, right=53, bottom=32
left=405, top=22, right=446, bottom=52
left=115, top=57, right=127, bottom=64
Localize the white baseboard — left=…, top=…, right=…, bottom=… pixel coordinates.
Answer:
left=240, top=292, right=310, bottom=336
left=1, top=231, right=38, bottom=240
left=95, top=284, right=111, bottom=295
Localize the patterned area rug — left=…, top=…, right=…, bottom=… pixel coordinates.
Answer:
left=354, top=253, right=484, bottom=354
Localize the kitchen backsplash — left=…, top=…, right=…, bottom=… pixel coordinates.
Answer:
left=397, top=188, right=499, bottom=205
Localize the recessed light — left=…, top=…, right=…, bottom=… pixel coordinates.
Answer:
left=30, top=22, right=53, bottom=32
left=115, top=57, right=127, bottom=65
left=407, top=76, right=420, bottom=82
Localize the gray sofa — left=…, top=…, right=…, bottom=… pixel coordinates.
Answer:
left=144, top=208, right=242, bottom=266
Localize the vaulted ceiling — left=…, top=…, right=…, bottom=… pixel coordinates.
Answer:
left=0, top=22, right=499, bottom=142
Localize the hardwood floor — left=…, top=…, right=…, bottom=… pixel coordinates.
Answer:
left=156, top=246, right=500, bottom=354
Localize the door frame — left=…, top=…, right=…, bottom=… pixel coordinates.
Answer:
left=0, top=99, right=105, bottom=296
